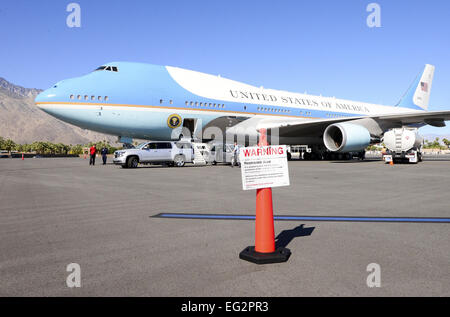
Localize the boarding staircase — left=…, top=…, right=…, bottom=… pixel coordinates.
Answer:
left=192, top=143, right=211, bottom=165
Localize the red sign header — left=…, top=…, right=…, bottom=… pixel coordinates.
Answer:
left=242, top=146, right=285, bottom=157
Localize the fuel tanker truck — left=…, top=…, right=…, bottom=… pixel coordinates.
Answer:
left=382, top=127, right=423, bottom=163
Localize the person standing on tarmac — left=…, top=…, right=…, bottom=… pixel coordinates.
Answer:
left=101, top=146, right=108, bottom=165
left=89, top=144, right=97, bottom=166
left=231, top=142, right=240, bottom=167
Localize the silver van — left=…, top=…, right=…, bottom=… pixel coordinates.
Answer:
left=113, top=141, right=193, bottom=168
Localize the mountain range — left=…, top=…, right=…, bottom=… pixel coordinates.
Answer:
left=0, top=77, right=117, bottom=145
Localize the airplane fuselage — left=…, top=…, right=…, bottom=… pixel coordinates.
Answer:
left=35, top=62, right=423, bottom=145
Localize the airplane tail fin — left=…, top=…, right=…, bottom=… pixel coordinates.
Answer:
left=397, top=64, right=435, bottom=111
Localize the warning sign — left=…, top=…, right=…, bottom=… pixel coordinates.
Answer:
left=239, top=145, right=290, bottom=191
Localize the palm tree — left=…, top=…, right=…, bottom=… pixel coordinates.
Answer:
left=443, top=138, right=450, bottom=149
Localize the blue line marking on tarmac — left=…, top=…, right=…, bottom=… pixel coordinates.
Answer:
left=154, top=213, right=450, bottom=223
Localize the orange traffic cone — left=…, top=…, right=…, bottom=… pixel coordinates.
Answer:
left=255, top=128, right=275, bottom=253
left=239, top=128, right=291, bottom=264
left=389, top=160, right=394, bottom=166
left=255, top=187, right=275, bottom=253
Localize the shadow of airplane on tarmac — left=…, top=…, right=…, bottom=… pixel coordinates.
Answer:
left=275, top=224, right=315, bottom=249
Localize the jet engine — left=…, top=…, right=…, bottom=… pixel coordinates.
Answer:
left=323, top=122, right=371, bottom=152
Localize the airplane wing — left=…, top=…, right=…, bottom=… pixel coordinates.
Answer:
left=371, top=110, right=450, bottom=127
left=255, top=110, right=450, bottom=138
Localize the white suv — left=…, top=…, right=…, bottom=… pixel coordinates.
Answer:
left=113, top=141, right=193, bottom=168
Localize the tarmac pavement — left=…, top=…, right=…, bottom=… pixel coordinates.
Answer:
left=0, top=157, right=449, bottom=296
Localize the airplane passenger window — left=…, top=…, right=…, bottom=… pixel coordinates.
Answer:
left=105, top=96, right=109, bottom=101
left=98, top=96, right=102, bottom=101
left=170, top=100, right=173, bottom=104
left=91, top=96, right=95, bottom=101
left=160, top=99, right=163, bottom=104
left=112, top=67, right=118, bottom=72
left=70, top=95, right=74, bottom=99
left=84, top=95, right=88, bottom=100
left=77, top=95, right=81, bottom=100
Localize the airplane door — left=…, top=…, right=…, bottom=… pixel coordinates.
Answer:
left=182, top=119, right=195, bottom=139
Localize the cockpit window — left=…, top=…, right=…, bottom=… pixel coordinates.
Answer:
left=94, top=65, right=119, bottom=72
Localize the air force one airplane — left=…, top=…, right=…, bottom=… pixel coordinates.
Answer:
left=35, top=62, right=450, bottom=156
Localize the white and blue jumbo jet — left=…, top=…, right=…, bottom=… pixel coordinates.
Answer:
left=35, top=62, right=450, bottom=156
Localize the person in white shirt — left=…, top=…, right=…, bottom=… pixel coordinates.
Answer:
left=231, top=142, right=240, bottom=167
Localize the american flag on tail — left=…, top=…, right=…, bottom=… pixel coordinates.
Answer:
left=421, top=81, right=428, bottom=92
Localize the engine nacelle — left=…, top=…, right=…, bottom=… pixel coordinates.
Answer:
left=382, top=128, right=423, bottom=152
left=323, top=123, right=371, bottom=152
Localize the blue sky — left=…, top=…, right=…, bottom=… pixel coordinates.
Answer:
left=1, top=0, right=449, bottom=136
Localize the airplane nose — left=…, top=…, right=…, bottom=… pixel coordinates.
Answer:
left=35, top=88, right=57, bottom=105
